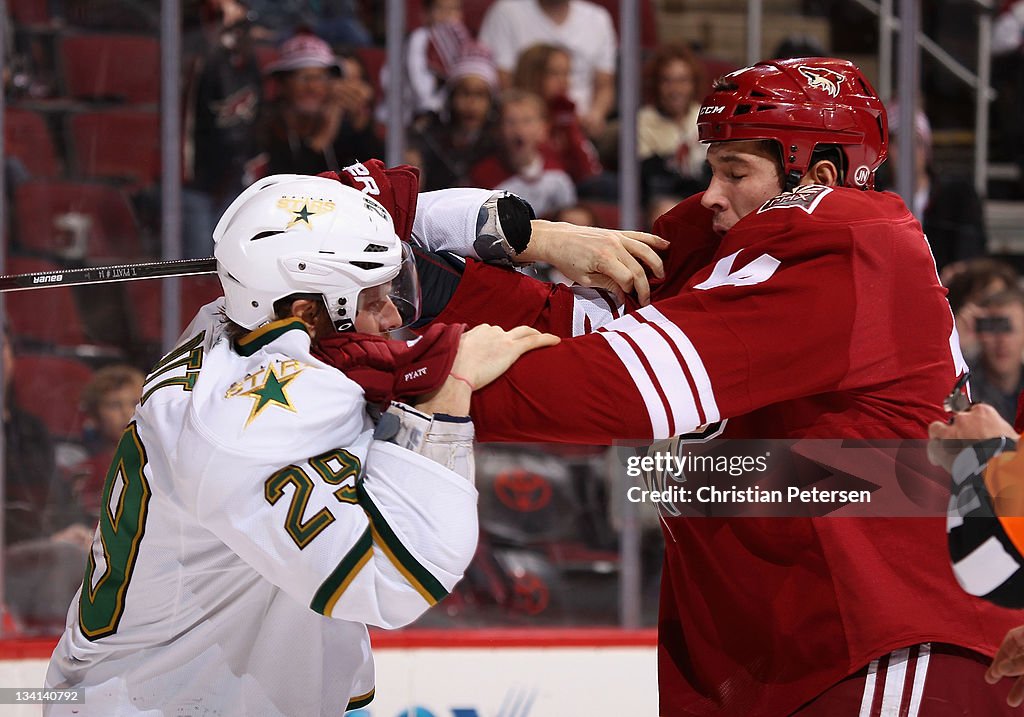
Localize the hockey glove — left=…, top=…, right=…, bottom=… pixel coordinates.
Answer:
left=318, top=159, right=421, bottom=242
left=312, top=322, right=465, bottom=405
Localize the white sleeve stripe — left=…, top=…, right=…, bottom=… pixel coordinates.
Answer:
left=599, top=330, right=669, bottom=438
left=643, top=319, right=710, bottom=427
left=601, top=311, right=712, bottom=431
left=879, top=647, right=910, bottom=715
left=636, top=306, right=721, bottom=422
left=906, top=644, right=930, bottom=717
left=605, top=313, right=642, bottom=332
left=570, top=288, right=621, bottom=335
left=952, top=535, right=1020, bottom=597
left=624, top=323, right=702, bottom=434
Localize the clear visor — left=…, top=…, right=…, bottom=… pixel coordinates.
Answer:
left=356, top=242, right=421, bottom=331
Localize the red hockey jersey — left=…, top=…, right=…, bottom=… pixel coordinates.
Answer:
left=430, top=186, right=1024, bottom=715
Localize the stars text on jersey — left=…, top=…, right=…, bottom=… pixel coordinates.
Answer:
left=226, top=359, right=306, bottom=426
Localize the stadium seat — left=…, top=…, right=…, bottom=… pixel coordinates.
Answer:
left=583, top=201, right=621, bottom=230
left=59, top=34, right=160, bottom=104
left=5, top=257, right=90, bottom=348
left=355, top=46, right=386, bottom=100
left=5, top=108, right=60, bottom=178
left=13, top=353, right=94, bottom=438
left=405, top=0, right=424, bottom=29
left=461, top=0, right=490, bottom=36
left=8, top=0, right=50, bottom=25
left=587, top=0, right=658, bottom=50
left=69, top=110, right=161, bottom=185
left=13, top=180, right=142, bottom=261
left=700, top=56, right=739, bottom=84
left=126, top=275, right=222, bottom=345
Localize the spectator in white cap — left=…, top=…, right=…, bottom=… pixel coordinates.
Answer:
left=408, top=43, right=501, bottom=191
left=261, top=30, right=383, bottom=175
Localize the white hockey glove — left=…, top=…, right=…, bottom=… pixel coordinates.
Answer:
left=412, top=189, right=535, bottom=266
left=374, top=402, right=476, bottom=484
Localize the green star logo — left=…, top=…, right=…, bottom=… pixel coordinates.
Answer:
left=239, top=364, right=300, bottom=426
left=286, top=203, right=314, bottom=229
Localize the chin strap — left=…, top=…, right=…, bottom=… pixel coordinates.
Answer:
left=783, top=169, right=803, bottom=193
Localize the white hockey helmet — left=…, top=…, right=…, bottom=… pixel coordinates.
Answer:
left=213, top=174, right=420, bottom=331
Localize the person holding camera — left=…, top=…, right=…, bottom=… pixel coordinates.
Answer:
left=262, top=30, right=383, bottom=176
left=970, top=288, right=1024, bottom=423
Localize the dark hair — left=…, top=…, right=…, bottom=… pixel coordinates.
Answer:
left=218, top=293, right=322, bottom=342
left=979, top=287, right=1024, bottom=311
left=81, top=365, right=145, bottom=416
left=642, top=43, right=705, bottom=110
left=945, top=258, right=1019, bottom=313
left=513, top=43, right=570, bottom=98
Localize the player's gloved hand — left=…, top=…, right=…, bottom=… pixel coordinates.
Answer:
left=318, top=159, right=420, bottom=242
left=312, top=322, right=465, bottom=405
left=518, top=220, right=669, bottom=305
left=473, top=192, right=535, bottom=266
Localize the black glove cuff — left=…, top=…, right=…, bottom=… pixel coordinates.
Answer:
left=496, top=194, right=535, bottom=254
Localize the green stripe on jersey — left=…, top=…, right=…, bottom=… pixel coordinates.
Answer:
left=234, top=318, right=308, bottom=357
left=346, top=688, right=375, bottom=710
left=310, top=527, right=373, bottom=615
left=357, top=482, right=448, bottom=605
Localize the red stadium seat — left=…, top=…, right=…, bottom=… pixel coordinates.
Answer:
left=5, top=108, right=60, bottom=178
left=700, top=56, right=739, bottom=84
left=13, top=353, right=94, bottom=438
left=461, top=0, right=491, bottom=36
left=355, top=46, right=386, bottom=101
left=126, top=275, right=222, bottom=345
left=253, top=43, right=281, bottom=102
left=59, top=34, right=160, bottom=104
left=583, top=201, right=621, bottom=230
left=69, top=110, right=161, bottom=185
left=8, top=0, right=50, bottom=25
left=406, top=0, right=424, bottom=30
left=13, top=180, right=142, bottom=261
left=5, top=258, right=89, bottom=347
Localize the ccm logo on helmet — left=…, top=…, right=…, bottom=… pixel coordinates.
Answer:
left=797, top=65, right=846, bottom=98
left=699, top=105, right=726, bottom=116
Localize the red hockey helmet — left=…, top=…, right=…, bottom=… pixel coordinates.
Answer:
left=696, top=57, right=888, bottom=189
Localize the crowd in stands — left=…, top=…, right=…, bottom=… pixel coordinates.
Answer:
left=0, top=0, right=1016, bottom=632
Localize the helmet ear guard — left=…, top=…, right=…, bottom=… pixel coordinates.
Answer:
left=696, top=57, right=888, bottom=190
left=213, top=175, right=421, bottom=332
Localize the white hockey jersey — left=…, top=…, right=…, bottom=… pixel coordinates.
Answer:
left=45, top=301, right=479, bottom=716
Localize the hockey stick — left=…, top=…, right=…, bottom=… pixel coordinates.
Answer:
left=0, top=258, right=218, bottom=293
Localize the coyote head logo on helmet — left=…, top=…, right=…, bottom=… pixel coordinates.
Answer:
left=797, top=65, right=846, bottom=97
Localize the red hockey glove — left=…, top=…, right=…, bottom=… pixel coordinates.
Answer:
left=318, top=160, right=420, bottom=242
left=312, top=322, right=465, bottom=405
